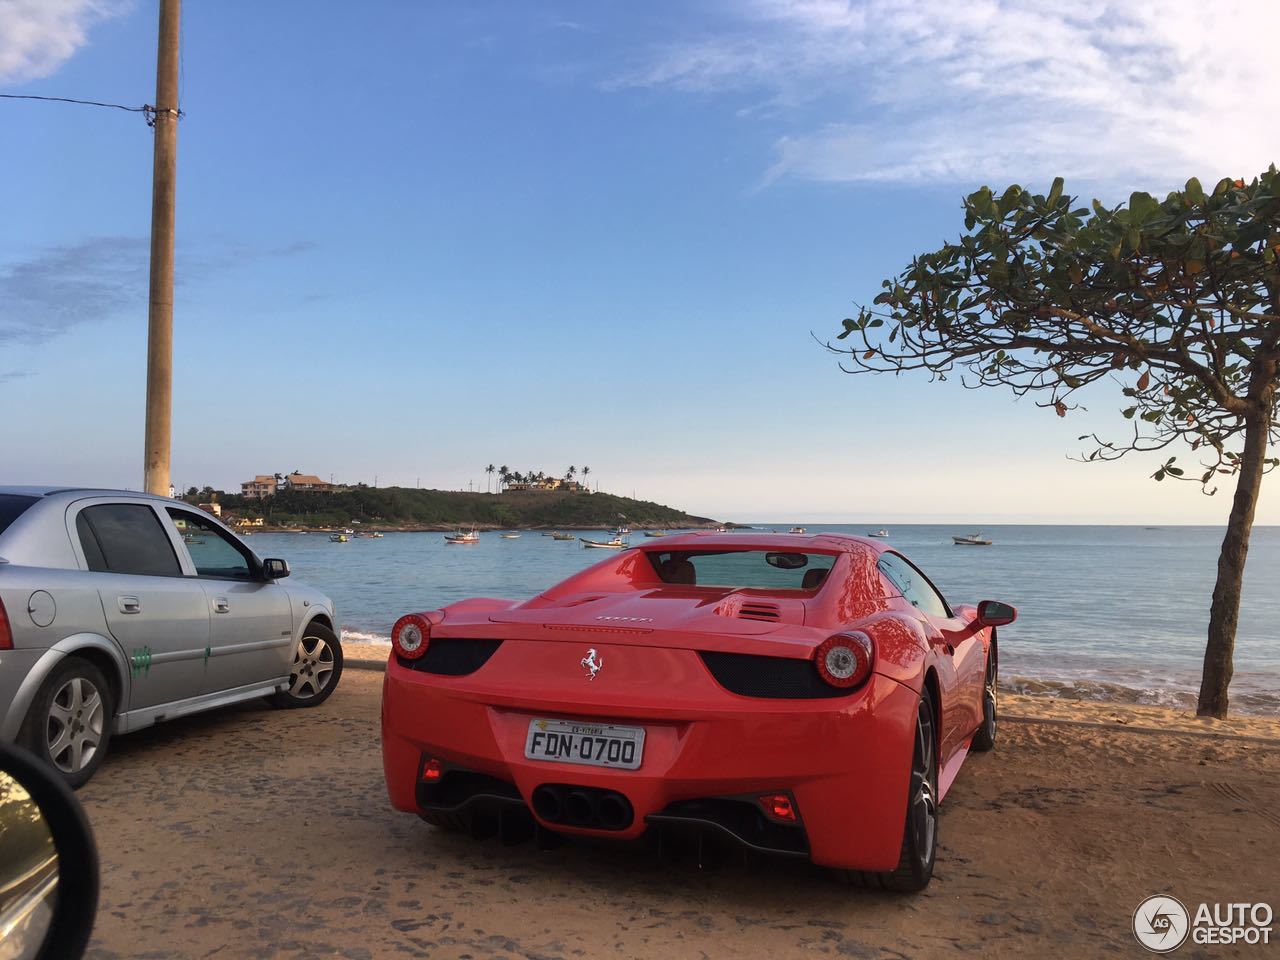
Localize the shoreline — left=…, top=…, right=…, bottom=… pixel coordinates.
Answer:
left=245, top=522, right=740, bottom=534
left=340, top=639, right=1280, bottom=725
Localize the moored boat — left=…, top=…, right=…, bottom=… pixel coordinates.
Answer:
left=581, top=537, right=627, bottom=549
left=499, top=532, right=521, bottom=539
left=953, top=533, right=993, bottom=546
left=552, top=532, right=575, bottom=541
left=643, top=530, right=668, bottom=537
left=867, top=529, right=890, bottom=538
left=329, top=534, right=349, bottom=543
left=788, top=526, right=806, bottom=534
left=445, top=529, right=480, bottom=545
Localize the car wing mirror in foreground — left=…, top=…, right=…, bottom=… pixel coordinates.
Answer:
left=975, top=600, right=1017, bottom=628
left=262, top=558, right=291, bottom=580
left=0, top=743, right=99, bottom=960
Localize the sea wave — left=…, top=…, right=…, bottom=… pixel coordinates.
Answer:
left=1003, top=675, right=1280, bottom=716
left=340, top=628, right=391, bottom=645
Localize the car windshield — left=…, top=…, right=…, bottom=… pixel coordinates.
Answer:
left=0, top=494, right=37, bottom=537
left=648, top=549, right=836, bottom=591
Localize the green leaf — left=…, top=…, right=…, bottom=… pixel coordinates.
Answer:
left=1047, top=176, right=1064, bottom=206
left=1184, top=177, right=1205, bottom=203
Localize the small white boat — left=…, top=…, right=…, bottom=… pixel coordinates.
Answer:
left=643, top=530, right=668, bottom=538
left=499, top=532, right=521, bottom=539
left=329, top=534, right=349, bottom=543
left=788, top=526, right=806, bottom=535
left=342, top=528, right=355, bottom=535
left=370, top=532, right=384, bottom=538
left=445, top=529, right=480, bottom=545
left=552, top=532, right=575, bottom=541
left=867, top=529, right=890, bottom=538
left=953, top=533, right=993, bottom=546
left=581, top=537, right=627, bottom=549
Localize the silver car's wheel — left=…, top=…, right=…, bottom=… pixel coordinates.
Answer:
left=289, top=634, right=336, bottom=700
left=47, top=676, right=105, bottom=775
left=20, top=657, right=114, bottom=789
left=271, top=623, right=344, bottom=709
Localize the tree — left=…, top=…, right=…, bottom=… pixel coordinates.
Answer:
left=566, top=465, right=577, bottom=481
left=485, top=463, right=495, bottom=493
left=498, top=465, right=510, bottom=491
left=582, top=465, right=591, bottom=490
left=829, top=169, right=1280, bottom=718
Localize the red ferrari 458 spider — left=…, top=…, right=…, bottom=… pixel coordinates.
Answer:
left=381, top=532, right=1015, bottom=890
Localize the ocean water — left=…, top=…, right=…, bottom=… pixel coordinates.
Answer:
left=249, top=525, right=1280, bottom=715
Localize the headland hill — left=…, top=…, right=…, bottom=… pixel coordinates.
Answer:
left=181, top=483, right=725, bottom=533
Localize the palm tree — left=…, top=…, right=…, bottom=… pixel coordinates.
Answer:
left=581, top=465, right=590, bottom=491
left=485, top=463, right=495, bottom=493
left=566, top=465, right=576, bottom=481
left=498, top=465, right=510, bottom=491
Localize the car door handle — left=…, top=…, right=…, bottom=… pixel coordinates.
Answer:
left=118, top=596, right=141, bottom=614
left=213, top=597, right=230, bottom=614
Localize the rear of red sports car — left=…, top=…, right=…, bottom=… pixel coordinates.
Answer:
left=381, top=535, right=945, bottom=881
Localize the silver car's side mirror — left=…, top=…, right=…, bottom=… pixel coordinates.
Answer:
left=0, top=743, right=99, bottom=960
left=262, top=558, right=291, bottom=580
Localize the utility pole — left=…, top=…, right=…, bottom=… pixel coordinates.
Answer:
left=142, top=0, right=181, bottom=496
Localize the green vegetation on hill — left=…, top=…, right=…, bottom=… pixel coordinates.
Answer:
left=206, top=486, right=714, bottom=529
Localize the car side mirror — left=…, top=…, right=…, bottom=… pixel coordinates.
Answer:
left=262, top=558, right=291, bottom=580
left=976, top=600, right=1017, bottom=628
left=0, top=743, right=99, bottom=960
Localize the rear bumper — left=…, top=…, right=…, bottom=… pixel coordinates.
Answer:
left=381, top=654, right=920, bottom=871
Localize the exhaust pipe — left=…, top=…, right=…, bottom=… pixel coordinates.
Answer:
left=564, top=790, right=593, bottom=825
left=531, top=785, right=564, bottom=822
left=596, top=792, right=632, bottom=830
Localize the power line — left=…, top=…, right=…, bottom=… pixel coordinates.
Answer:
left=0, top=92, right=146, bottom=112
left=0, top=93, right=182, bottom=125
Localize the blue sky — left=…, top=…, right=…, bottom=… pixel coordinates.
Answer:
left=2, top=1, right=1278, bottom=523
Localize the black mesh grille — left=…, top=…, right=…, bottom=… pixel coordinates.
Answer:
left=699, top=651, right=851, bottom=699
left=401, top=638, right=502, bottom=675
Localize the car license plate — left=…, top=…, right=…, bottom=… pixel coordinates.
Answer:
left=524, top=719, right=645, bottom=770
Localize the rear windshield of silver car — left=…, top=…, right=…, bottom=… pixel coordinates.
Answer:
left=648, top=549, right=837, bottom=591
left=0, top=494, right=37, bottom=537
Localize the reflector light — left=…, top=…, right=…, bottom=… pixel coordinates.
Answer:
left=758, top=793, right=797, bottom=822
left=0, top=597, right=11, bottom=651
left=814, top=632, right=873, bottom=689
left=420, top=758, right=442, bottom=782
left=392, top=613, right=431, bottom=660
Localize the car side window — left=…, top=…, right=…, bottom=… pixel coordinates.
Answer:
left=76, top=504, right=181, bottom=577
left=877, top=552, right=950, bottom=619
left=167, top=509, right=255, bottom=581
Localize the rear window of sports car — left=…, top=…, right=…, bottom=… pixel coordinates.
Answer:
left=0, top=495, right=37, bottom=537
left=647, top=550, right=836, bottom=591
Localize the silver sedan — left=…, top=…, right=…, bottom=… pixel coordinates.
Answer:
left=0, top=487, right=343, bottom=787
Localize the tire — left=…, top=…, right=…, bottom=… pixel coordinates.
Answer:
left=270, top=623, right=343, bottom=709
left=19, top=656, right=114, bottom=790
left=970, top=643, right=997, bottom=753
left=836, top=695, right=939, bottom=892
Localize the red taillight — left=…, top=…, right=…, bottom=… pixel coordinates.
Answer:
left=758, top=793, right=797, bottom=822
left=814, top=632, right=873, bottom=689
left=419, top=757, right=442, bottom=782
left=0, top=597, right=11, bottom=650
left=392, top=613, right=431, bottom=660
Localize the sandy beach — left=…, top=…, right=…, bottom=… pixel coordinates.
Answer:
left=77, top=664, right=1278, bottom=960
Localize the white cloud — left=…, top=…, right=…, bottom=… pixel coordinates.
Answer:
left=616, top=0, right=1280, bottom=191
left=0, top=0, right=129, bottom=83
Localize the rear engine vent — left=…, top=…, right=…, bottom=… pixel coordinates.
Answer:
left=700, top=651, right=853, bottom=699
left=736, top=602, right=781, bottom=622
left=401, top=638, right=502, bottom=676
